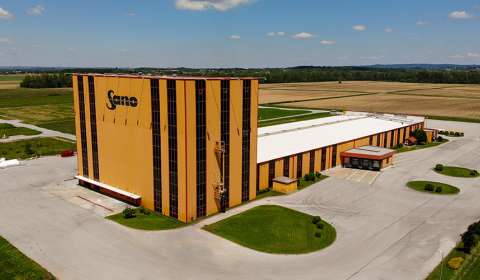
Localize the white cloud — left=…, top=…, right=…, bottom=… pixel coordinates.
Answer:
left=467, top=52, right=480, bottom=58
left=127, top=12, right=136, bottom=16
left=228, top=35, right=241, bottom=40
left=267, top=31, right=286, bottom=37
left=175, top=0, right=252, bottom=11
left=360, top=55, right=385, bottom=60
left=27, top=5, right=45, bottom=16
left=292, top=32, right=314, bottom=39
left=384, top=27, right=393, bottom=33
left=0, top=7, right=13, bottom=19
left=449, top=54, right=465, bottom=59
left=67, top=47, right=76, bottom=52
left=320, top=40, right=336, bottom=45
left=0, top=38, right=13, bottom=44
left=449, top=10, right=474, bottom=19
left=449, top=52, right=480, bottom=59
left=416, top=20, right=429, bottom=26
left=353, top=24, right=366, bottom=32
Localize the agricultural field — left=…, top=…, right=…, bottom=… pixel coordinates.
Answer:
left=0, top=87, right=75, bottom=134
left=260, top=81, right=480, bottom=121
left=0, top=74, right=24, bottom=89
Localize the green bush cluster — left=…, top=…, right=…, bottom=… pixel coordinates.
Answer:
left=461, top=221, right=480, bottom=254
left=304, top=172, right=316, bottom=182
left=470, top=170, right=479, bottom=176
left=122, top=207, right=136, bottom=219
left=20, top=73, right=72, bottom=88
left=439, top=130, right=464, bottom=137
left=411, top=129, right=427, bottom=144
left=424, top=184, right=435, bottom=192
left=435, top=164, right=444, bottom=171
left=312, top=216, right=325, bottom=238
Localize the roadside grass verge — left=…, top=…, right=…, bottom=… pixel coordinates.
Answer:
left=35, top=118, right=76, bottom=135
left=107, top=208, right=185, bottom=230
left=406, top=181, right=460, bottom=195
left=0, top=123, right=41, bottom=137
left=254, top=189, right=284, bottom=200
left=428, top=115, right=480, bottom=124
left=258, top=107, right=311, bottom=120
left=204, top=205, right=336, bottom=254
left=0, top=137, right=76, bottom=159
left=0, top=235, right=55, bottom=280
left=298, top=174, right=329, bottom=191
left=434, top=165, right=479, bottom=178
left=395, top=139, right=448, bottom=153
left=259, top=112, right=331, bottom=127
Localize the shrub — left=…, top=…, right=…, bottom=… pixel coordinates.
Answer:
left=424, top=184, right=435, bottom=192
left=315, top=231, right=322, bottom=238
left=436, top=136, right=444, bottom=142
left=312, top=216, right=321, bottom=224
left=316, top=223, right=324, bottom=229
left=455, top=132, right=461, bottom=136
left=447, top=257, right=464, bottom=270
left=461, top=232, right=476, bottom=254
left=470, top=170, right=478, bottom=176
left=435, top=164, right=444, bottom=171
left=304, top=172, right=316, bottom=182
left=412, top=129, right=427, bottom=144
left=122, top=207, right=136, bottom=219
left=435, top=186, right=442, bottom=193
left=449, top=131, right=455, bottom=136
left=138, top=206, right=150, bottom=215
left=315, top=171, right=322, bottom=178
left=395, top=143, right=404, bottom=149
left=460, top=132, right=464, bottom=136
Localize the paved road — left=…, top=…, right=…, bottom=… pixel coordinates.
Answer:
left=0, top=119, right=76, bottom=142
left=0, top=119, right=479, bottom=280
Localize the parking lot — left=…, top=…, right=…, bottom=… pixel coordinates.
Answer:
left=0, top=119, right=480, bottom=280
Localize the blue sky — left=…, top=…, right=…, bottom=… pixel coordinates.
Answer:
left=0, top=0, right=479, bottom=67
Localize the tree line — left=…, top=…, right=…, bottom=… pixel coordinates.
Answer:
left=20, top=73, right=72, bottom=88
left=19, top=67, right=480, bottom=88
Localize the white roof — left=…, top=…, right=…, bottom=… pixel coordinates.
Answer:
left=257, top=112, right=424, bottom=163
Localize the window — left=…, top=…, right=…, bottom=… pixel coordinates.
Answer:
left=268, top=161, right=275, bottom=188
left=77, top=76, right=89, bottom=177
left=376, top=134, right=381, bottom=147
left=383, top=132, right=388, bottom=147
left=331, top=145, right=337, bottom=167
left=297, top=154, right=303, bottom=178
left=283, top=157, right=289, bottom=177
left=396, top=128, right=401, bottom=146
left=167, top=80, right=178, bottom=218
left=309, top=150, right=315, bottom=173
left=151, top=79, right=162, bottom=212
left=196, top=80, right=207, bottom=218
left=389, top=130, right=394, bottom=147
left=321, top=147, right=327, bottom=171
left=241, top=80, right=251, bottom=202
left=369, top=136, right=373, bottom=145
left=403, top=127, right=407, bottom=143
left=221, top=80, right=230, bottom=208
left=88, top=76, right=99, bottom=180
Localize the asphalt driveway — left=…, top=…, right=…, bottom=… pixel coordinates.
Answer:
left=0, top=119, right=479, bottom=280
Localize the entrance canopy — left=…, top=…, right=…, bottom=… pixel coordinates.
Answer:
left=341, top=146, right=395, bottom=160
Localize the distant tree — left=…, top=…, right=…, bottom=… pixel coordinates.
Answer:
left=21, top=73, right=72, bottom=88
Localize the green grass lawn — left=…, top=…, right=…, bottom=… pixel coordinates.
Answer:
left=259, top=112, right=332, bottom=127
left=0, top=137, right=76, bottom=159
left=427, top=241, right=480, bottom=280
left=107, top=208, right=185, bottom=230
left=0, top=235, right=55, bottom=280
left=434, top=166, right=479, bottom=178
left=407, top=181, right=460, bottom=195
left=0, top=74, right=25, bottom=82
left=204, top=205, right=336, bottom=254
left=0, top=123, right=41, bottom=137
left=258, top=107, right=311, bottom=120
left=395, top=139, right=449, bottom=153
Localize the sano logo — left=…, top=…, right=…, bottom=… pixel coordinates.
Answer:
left=106, top=90, right=138, bottom=110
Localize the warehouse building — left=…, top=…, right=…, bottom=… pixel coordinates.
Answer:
left=73, top=74, right=258, bottom=222
left=256, top=113, right=425, bottom=191
left=73, top=74, right=427, bottom=222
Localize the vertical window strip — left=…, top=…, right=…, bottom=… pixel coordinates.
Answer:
left=88, top=76, right=99, bottom=181
left=268, top=161, right=275, bottom=188
left=321, top=147, right=327, bottom=171
left=241, top=80, right=251, bottom=202
left=196, top=80, right=207, bottom=218
left=283, top=157, right=289, bottom=177
left=167, top=80, right=178, bottom=218
left=77, top=76, right=89, bottom=177
left=331, top=145, right=337, bottom=167
left=297, top=154, right=303, bottom=178
left=309, top=151, right=315, bottom=173
left=151, top=79, right=162, bottom=212
left=377, top=134, right=381, bottom=147
left=389, top=130, right=394, bottom=147
left=221, top=80, right=230, bottom=208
